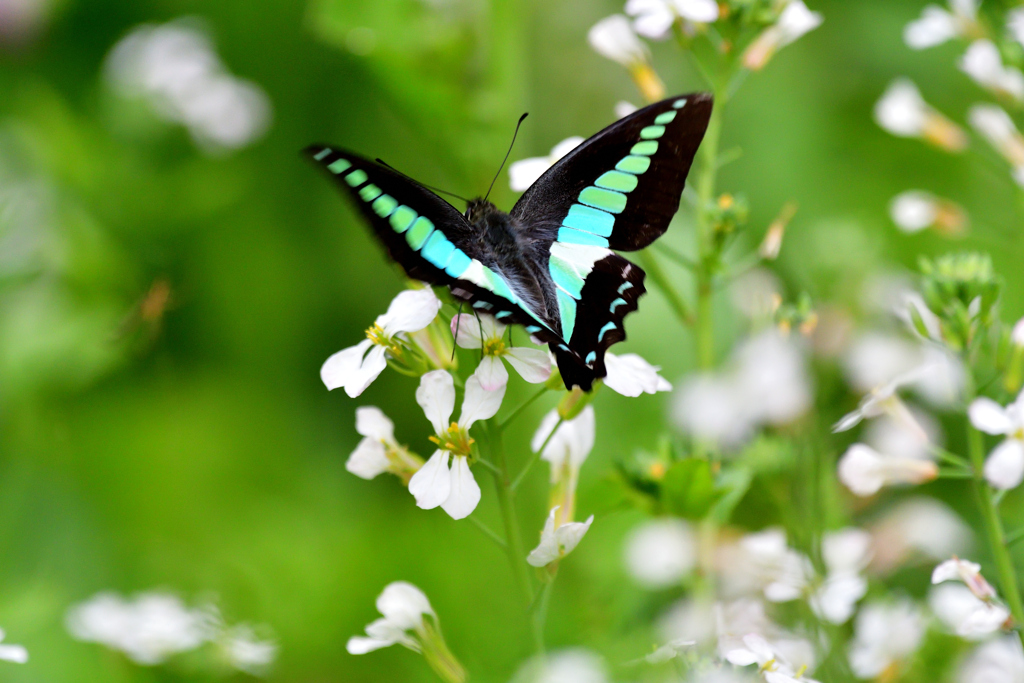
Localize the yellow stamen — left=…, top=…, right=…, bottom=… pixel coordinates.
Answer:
left=482, top=337, right=506, bottom=357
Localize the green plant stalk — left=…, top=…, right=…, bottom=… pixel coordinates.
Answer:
left=486, top=425, right=540, bottom=649
left=967, top=414, right=1024, bottom=644
left=694, top=90, right=724, bottom=371
left=639, top=250, right=694, bottom=326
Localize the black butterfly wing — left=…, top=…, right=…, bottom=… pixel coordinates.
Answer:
left=508, top=94, right=713, bottom=390
left=305, top=146, right=563, bottom=340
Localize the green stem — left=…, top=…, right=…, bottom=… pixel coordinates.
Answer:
left=639, top=250, right=694, bottom=326
left=966, top=408, right=1024, bottom=643
left=694, top=88, right=724, bottom=371
left=498, top=386, right=549, bottom=431
left=511, top=417, right=564, bottom=492
left=487, top=425, right=535, bottom=614
left=468, top=514, right=507, bottom=549
left=531, top=572, right=557, bottom=654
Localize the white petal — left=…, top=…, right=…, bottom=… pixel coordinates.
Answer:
left=959, top=603, right=1011, bottom=638
left=527, top=507, right=561, bottom=567
left=355, top=406, right=395, bottom=441
left=631, top=8, right=674, bottom=39
left=346, top=635, right=396, bottom=654
left=603, top=352, right=670, bottom=396
left=814, top=573, right=867, bottom=624
left=890, top=191, right=937, bottom=232
left=509, top=157, right=552, bottom=192
left=505, top=347, right=552, bottom=383
left=554, top=515, right=594, bottom=557
left=1013, top=316, right=1024, bottom=346
left=408, top=450, right=451, bottom=510
left=377, top=288, right=441, bottom=335
left=985, top=439, right=1024, bottom=490
left=441, top=456, right=481, bottom=520
left=904, top=8, right=957, bottom=49
left=364, top=617, right=416, bottom=649
left=377, top=581, right=433, bottom=629
left=344, top=344, right=389, bottom=398
left=672, top=0, right=719, bottom=23
left=459, top=371, right=506, bottom=428
left=478, top=314, right=504, bottom=341
left=0, top=644, right=26, bottom=664
left=822, top=528, right=873, bottom=573
left=725, top=647, right=760, bottom=667
left=550, top=136, right=585, bottom=160
left=320, top=339, right=372, bottom=391
left=741, top=634, right=775, bottom=663
left=474, top=355, right=509, bottom=392
left=588, top=14, right=648, bottom=66
left=451, top=314, right=483, bottom=349
left=969, top=398, right=1014, bottom=435
left=346, top=438, right=391, bottom=479
left=874, top=79, right=926, bottom=137
left=932, top=558, right=974, bottom=584
left=416, top=370, right=456, bottom=434
left=776, top=0, right=822, bottom=43
left=838, top=444, right=886, bottom=496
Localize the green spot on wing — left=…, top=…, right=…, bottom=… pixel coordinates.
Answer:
left=328, top=158, right=351, bottom=173
left=359, top=184, right=382, bottom=202
left=595, top=170, right=638, bottom=193
left=345, top=169, right=368, bottom=187
left=556, top=289, right=577, bottom=341
left=631, top=141, right=658, bottom=156
left=672, top=98, right=687, bottom=109
left=406, top=216, right=434, bottom=249
left=372, top=194, right=398, bottom=217
left=654, top=111, right=677, bottom=124
left=616, top=155, right=651, bottom=174
left=640, top=125, right=665, bottom=139
left=562, top=204, right=614, bottom=236
left=422, top=231, right=455, bottom=268
left=557, top=227, right=609, bottom=247
left=579, top=186, right=627, bottom=214
left=549, top=256, right=585, bottom=299
left=389, top=205, right=417, bottom=233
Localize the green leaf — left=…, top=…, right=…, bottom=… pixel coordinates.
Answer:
left=660, top=459, right=725, bottom=520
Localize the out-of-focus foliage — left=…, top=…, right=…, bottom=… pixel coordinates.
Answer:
left=2, top=0, right=1024, bottom=682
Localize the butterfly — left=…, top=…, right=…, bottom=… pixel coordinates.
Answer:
left=306, top=93, right=713, bottom=391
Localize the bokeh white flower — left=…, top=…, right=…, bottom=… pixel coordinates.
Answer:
left=960, top=40, right=1024, bottom=102
left=588, top=15, right=664, bottom=101
left=968, top=103, right=1024, bottom=185
left=347, top=581, right=434, bottom=654
left=0, top=629, right=27, bottom=665
left=969, top=389, right=1024, bottom=489
left=837, top=443, right=938, bottom=496
left=811, top=528, right=871, bottom=624
left=903, top=0, right=980, bottom=49
left=889, top=190, right=966, bottom=234
left=868, top=497, right=972, bottom=573
left=930, top=582, right=1011, bottom=639
left=959, top=635, right=1024, bottom=682
left=624, top=518, right=697, bottom=588
left=847, top=600, right=924, bottom=678
left=509, top=137, right=583, bottom=192
left=511, top=648, right=609, bottom=683
left=874, top=79, right=967, bottom=151
left=625, top=0, right=719, bottom=40
left=742, top=1, right=823, bottom=71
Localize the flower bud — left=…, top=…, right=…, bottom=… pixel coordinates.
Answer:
left=919, top=253, right=1002, bottom=350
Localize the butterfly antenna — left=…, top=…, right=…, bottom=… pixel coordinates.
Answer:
left=483, top=112, right=528, bottom=203
left=451, top=302, right=464, bottom=363
left=375, top=159, right=471, bottom=204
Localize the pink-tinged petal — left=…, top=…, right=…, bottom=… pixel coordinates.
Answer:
left=474, top=355, right=509, bottom=392
left=346, top=438, right=390, bottom=480
left=377, top=288, right=441, bottom=335
left=355, top=406, right=395, bottom=441
left=441, top=457, right=481, bottom=520
left=459, top=371, right=506, bottom=428
left=416, top=370, right=456, bottom=434
left=450, top=314, right=484, bottom=349
left=408, top=450, right=451, bottom=510
left=969, top=398, right=1014, bottom=435
left=505, top=347, right=552, bottom=383
left=478, top=314, right=504, bottom=341
left=321, top=339, right=372, bottom=391
left=344, top=344, right=388, bottom=398
left=984, top=439, right=1024, bottom=489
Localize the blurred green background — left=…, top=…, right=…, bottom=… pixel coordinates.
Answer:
left=1, top=0, right=1023, bottom=680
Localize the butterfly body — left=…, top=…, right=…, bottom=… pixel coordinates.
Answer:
left=308, top=93, right=713, bottom=391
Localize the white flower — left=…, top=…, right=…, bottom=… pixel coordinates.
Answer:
left=837, top=444, right=938, bottom=497
left=636, top=637, right=696, bottom=664
left=408, top=370, right=503, bottom=519
left=66, top=592, right=218, bottom=665
left=450, top=313, right=551, bottom=389
left=969, top=389, right=1024, bottom=489
left=969, top=104, right=1024, bottom=183
left=903, top=0, right=979, bottom=49
left=742, top=1, right=823, bottom=71
left=511, top=648, right=609, bottom=683
left=959, top=636, right=1024, bottom=683
left=1013, top=317, right=1024, bottom=347
left=603, top=352, right=672, bottom=396
left=346, top=581, right=434, bottom=654
left=932, top=557, right=997, bottom=601
left=347, top=406, right=397, bottom=479
left=719, top=529, right=811, bottom=603
left=1011, top=8, right=1024, bottom=50
left=509, top=137, right=584, bottom=192
left=889, top=190, right=966, bottom=235
left=0, top=629, right=27, bottom=664
left=841, top=333, right=963, bottom=410
left=847, top=600, right=924, bottom=678
left=874, top=79, right=967, bottom=151
left=673, top=373, right=753, bottom=448
left=321, top=288, right=442, bottom=397
left=527, top=505, right=594, bottom=567
left=588, top=15, right=649, bottom=66
left=811, top=528, right=871, bottom=624
left=220, top=625, right=277, bottom=675
left=614, top=101, right=638, bottom=119
left=532, top=406, right=595, bottom=475
left=930, top=583, right=1011, bottom=639
left=624, top=0, right=719, bottom=40
left=725, top=634, right=820, bottom=683
left=960, top=40, right=1024, bottom=102
left=623, top=518, right=697, bottom=588
left=868, top=497, right=972, bottom=572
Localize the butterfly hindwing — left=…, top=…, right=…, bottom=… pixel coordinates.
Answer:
left=305, top=146, right=563, bottom=342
